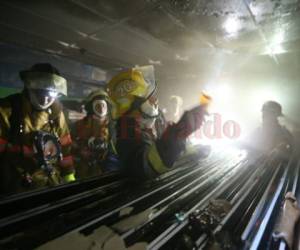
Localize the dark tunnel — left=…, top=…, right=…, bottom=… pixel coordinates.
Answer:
left=0, top=1, right=300, bottom=249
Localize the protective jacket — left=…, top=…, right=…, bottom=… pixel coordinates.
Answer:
left=116, top=106, right=206, bottom=180
left=108, top=66, right=208, bottom=180
left=0, top=93, right=74, bottom=194
left=73, top=115, right=118, bottom=178
left=246, top=124, right=293, bottom=154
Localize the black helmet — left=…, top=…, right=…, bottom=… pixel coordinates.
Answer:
left=20, top=63, right=61, bottom=81
left=20, top=63, right=67, bottom=96
left=262, top=101, right=283, bottom=117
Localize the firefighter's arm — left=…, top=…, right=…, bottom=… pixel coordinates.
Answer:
left=0, top=124, right=8, bottom=154
left=116, top=116, right=167, bottom=179
left=56, top=112, right=76, bottom=182
left=281, top=127, right=294, bottom=151
left=145, top=105, right=208, bottom=177
left=135, top=106, right=207, bottom=178
left=155, top=105, right=207, bottom=168
left=273, top=192, right=300, bottom=249
left=71, top=120, right=86, bottom=153
left=117, top=105, right=207, bottom=179
left=0, top=106, right=12, bottom=194
left=0, top=106, right=10, bottom=154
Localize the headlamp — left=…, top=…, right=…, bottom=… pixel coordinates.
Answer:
left=48, top=91, right=58, bottom=98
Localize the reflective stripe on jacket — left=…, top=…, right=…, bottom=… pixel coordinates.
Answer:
left=0, top=93, right=74, bottom=193
left=116, top=114, right=170, bottom=180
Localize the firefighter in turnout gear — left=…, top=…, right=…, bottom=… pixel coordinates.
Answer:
left=260, top=101, right=293, bottom=151
left=108, top=65, right=210, bottom=180
left=0, top=63, right=75, bottom=195
left=245, top=101, right=293, bottom=155
left=72, top=88, right=120, bottom=179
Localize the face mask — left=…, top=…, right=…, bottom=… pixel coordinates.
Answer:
left=139, top=96, right=159, bottom=130
left=28, top=89, right=57, bottom=110
left=93, top=99, right=108, bottom=118
left=140, top=97, right=159, bottom=118
left=139, top=117, right=157, bottom=129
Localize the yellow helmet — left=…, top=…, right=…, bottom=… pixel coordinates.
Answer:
left=84, top=88, right=113, bottom=116
left=107, top=65, right=155, bottom=119
left=84, top=88, right=110, bottom=104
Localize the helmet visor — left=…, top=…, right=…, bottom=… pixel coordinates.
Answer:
left=24, top=72, right=67, bottom=96
left=133, top=65, right=156, bottom=98
left=28, top=89, right=57, bottom=110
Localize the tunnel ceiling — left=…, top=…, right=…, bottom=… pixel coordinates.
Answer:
left=0, top=0, right=300, bottom=80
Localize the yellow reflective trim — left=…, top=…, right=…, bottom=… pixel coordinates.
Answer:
left=24, top=72, right=67, bottom=96
left=110, top=139, right=118, bottom=155
left=64, top=173, right=76, bottom=183
left=148, top=143, right=169, bottom=174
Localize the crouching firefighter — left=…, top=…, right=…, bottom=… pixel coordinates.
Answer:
left=108, top=65, right=211, bottom=180
left=73, top=89, right=120, bottom=179
left=0, top=63, right=75, bottom=195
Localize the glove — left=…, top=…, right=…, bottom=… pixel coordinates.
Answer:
left=63, top=173, right=76, bottom=183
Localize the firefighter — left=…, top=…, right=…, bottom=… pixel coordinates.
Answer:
left=165, top=95, right=183, bottom=123
left=261, top=101, right=293, bottom=151
left=72, top=88, right=119, bottom=179
left=245, top=101, right=293, bottom=154
left=0, top=63, right=75, bottom=195
left=108, top=65, right=210, bottom=180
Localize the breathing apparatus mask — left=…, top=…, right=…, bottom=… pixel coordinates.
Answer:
left=28, top=89, right=58, bottom=110
left=33, top=131, right=62, bottom=176
left=92, top=99, right=108, bottom=118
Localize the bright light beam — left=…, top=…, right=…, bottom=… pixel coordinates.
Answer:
left=223, top=17, right=240, bottom=34
left=265, top=29, right=287, bottom=55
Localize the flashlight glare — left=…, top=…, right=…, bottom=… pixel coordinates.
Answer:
left=49, top=91, right=58, bottom=98
left=264, top=30, right=286, bottom=55
left=224, top=17, right=240, bottom=34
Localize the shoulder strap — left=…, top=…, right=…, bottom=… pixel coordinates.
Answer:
left=48, top=101, right=63, bottom=133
